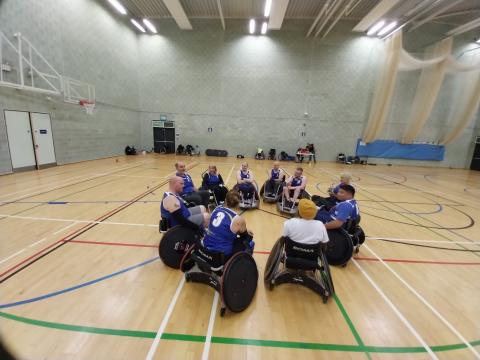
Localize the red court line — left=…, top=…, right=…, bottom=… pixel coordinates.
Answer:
left=65, top=241, right=480, bottom=266
left=67, top=240, right=157, bottom=248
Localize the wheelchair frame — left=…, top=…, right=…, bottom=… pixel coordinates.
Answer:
left=264, top=237, right=334, bottom=303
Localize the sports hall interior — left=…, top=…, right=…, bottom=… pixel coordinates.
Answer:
left=0, top=0, right=480, bottom=359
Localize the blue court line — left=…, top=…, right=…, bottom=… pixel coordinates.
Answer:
left=48, top=201, right=67, bottom=205
left=0, top=256, right=159, bottom=309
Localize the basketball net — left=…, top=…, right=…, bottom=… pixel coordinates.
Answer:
left=79, top=99, right=96, bottom=115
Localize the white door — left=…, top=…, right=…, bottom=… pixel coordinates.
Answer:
left=30, top=112, right=56, bottom=166
left=4, top=110, right=36, bottom=170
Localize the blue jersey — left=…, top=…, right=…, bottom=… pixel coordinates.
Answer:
left=206, top=173, right=221, bottom=186
left=291, top=176, right=303, bottom=187
left=203, top=206, right=238, bottom=256
left=161, top=192, right=190, bottom=227
left=240, top=170, right=251, bottom=180
left=330, top=199, right=359, bottom=222
left=271, top=169, right=281, bottom=180
left=177, top=173, right=195, bottom=195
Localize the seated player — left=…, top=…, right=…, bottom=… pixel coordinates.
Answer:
left=161, top=176, right=210, bottom=230
left=283, top=167, right=307, bottom=207
left=306, top=143, right=316, bottom=163
left=283, top=199, right=329, bottom=245
left=315, top=172, right=353, bottom=209
left=175, top=161, right=210, bottom=207
left=315, top=184, right=359, bottom=230
left=264, top=161, right=285, bottom=195
left=201, top=164, right=227, bottom=204
left=236, top=162, right=256, bottom=199
left=202, top=190, right=254, bottom=257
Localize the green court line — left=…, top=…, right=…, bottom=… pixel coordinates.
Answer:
left=1, top=311, right=479, bottom=354
left=333, top=294, right=372, bottom=360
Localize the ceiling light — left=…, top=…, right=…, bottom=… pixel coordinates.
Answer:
left=264, top=0, right=272, bottom=17
left=261, top=22, right=268, bottom=35
left=131, top=19, right=145, bottom=33
left=367, top=20, right=385, bottom=36
left=143, top=19, right=157, bottom=33
left=378, top=21, right=397, bottom=36
left=107, top=0, right=127, bottom=15
left=249, top=19, right=256, bottom=34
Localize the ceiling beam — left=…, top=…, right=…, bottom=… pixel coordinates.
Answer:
left=446, top=17, right=480, bottom=36
left=353, top=0, right=401, bottom=32
left=162, top=0, right=192, bottom=30
left=307, top=0, right=332, bottom=37
left=322, top=0, right=357, bottom=38
left=315, top=0, right=344, bottom=37
left=409, top=0, right=465, bottom=32
left=268, top=0, right=290, bottom=30
left=216, top=0, right=225, bottom=30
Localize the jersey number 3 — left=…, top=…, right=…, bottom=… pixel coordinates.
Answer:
left=212, top=212, right=225, bottom=227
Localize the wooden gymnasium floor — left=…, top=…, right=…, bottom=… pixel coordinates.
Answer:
left=0, top=154, right=479, bottom=360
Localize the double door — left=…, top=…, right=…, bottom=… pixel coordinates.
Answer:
left=154, top=127, right=175, bottom=154
left=4, top=110, right=56, bottom=171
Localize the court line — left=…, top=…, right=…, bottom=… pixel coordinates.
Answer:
left=351, top=259, right=438, bottom=359
left=362, top=244, right=480, bottom=358
left=0, top=257, right=159, bottom=309
left=63, top=240, right=480, bottom=266
left=2, top=310, right=479, bottom=354
left=367, top=237, right=480, bottom=244
left=53, top=222, right=78, bottom=235
left=333, top=294, right=371, bottom=360
left=0, top=161, right=198, bottom=282
left=202, top=292, right=219, bottom=360
left=145, top=277, right=186, bottom=360
left=0, top=161, right=147, bottom=202
left=0, top=214, right=158, bottom=228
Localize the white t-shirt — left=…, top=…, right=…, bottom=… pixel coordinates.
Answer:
left=282, top=218, right=329, bottom=245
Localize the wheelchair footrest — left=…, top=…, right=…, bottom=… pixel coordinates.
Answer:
left=273, top=271, right=328, bottom=297
left=185, top=271, right=221, bottom=292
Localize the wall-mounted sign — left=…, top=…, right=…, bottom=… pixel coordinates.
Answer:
left=152, top=120, right=163, bottom=127
left=160, top=115, right=167, bottom=121
left=40, top=129, right=47, bottom=134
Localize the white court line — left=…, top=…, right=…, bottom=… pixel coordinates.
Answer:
left=224, top=164, right=235, bottom=185
left=53, top=221, right=78, bottom=235
left=145, top=277, right=186, bottom=360
left=352, top=259, right=438, bottom=359
left=0, top=237, right=46, bottom=265
left=367, top=236, right=480, bottom=245
left=0, top=162, right=147, bottom=202
left=363, top=244, right=480, bottom=358
left=0, top=214, right=157, bottom=227
left=202, top=292, right=219, bottom=360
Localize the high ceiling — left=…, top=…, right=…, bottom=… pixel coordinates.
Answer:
left=116, top=0, right=480, bottom=38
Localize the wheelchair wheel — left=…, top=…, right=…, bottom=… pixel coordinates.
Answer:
left=259, top=183, right=265, bottom=197
left=180, top=244, right=196, bottom=272
left=319, top=250, right=335, bottom=295
left=264, top=237, right=285, bottom=283
left=221, top=252, right=258, bottom=313
left=355, top=227, right=366, bottom=245
left=159, top=226, right=201, bottom=269
left=325, top=229, right=353, bottom=266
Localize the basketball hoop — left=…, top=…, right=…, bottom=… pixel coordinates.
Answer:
left=79, top=99, right=96, bottom=115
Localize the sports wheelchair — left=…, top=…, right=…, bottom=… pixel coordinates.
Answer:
left=200, top=170, right=229, bottom=211
left=276, top=187, right=310, bottom=215
left=233, top=182, right=260, bottom=210
left=264, top=237, right=334, bottom=303
left=179, top=238, right=258, bottom=316
left=325, top=216, right=365, bottom=267
left=260, top=179, right=284, bottom=203
left=158, top=225, right=203, bottom=268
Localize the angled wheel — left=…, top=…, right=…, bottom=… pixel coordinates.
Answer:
left=159, top=226, right=201, bottom=269
left=264, top=237, right=285, bottom=283
left=319, top=250, right=334, bottom=295
left=325, top=229, right=353, bottom=266
left=221, top=252, right=258, bottom=313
